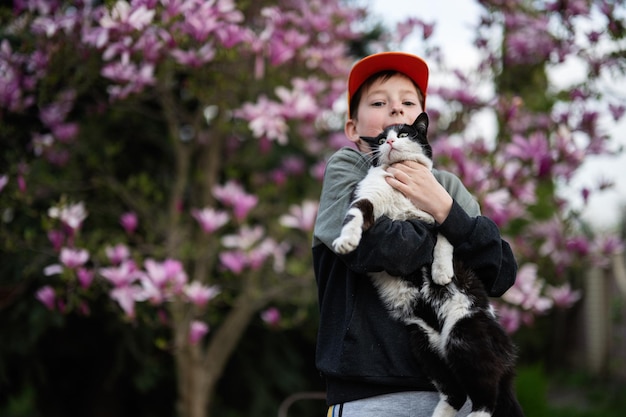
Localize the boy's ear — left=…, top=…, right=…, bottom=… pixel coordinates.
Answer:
left=344, top=119, right=360, bottom=144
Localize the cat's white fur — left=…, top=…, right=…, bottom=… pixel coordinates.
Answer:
left=332, top=128, right=455, bottom=293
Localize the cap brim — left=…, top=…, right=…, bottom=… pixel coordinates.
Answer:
left=348, top=52, right=429, bottom=112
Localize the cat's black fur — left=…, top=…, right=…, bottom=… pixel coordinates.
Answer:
left=332, top=112, right=524, bottom=417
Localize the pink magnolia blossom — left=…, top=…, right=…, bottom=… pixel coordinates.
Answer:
left=36, top=286, right=56, bottom=310
left=231, top=193, right=257, bottom=221
left=245, top=237, right=289, bottom=272
left=220, top=226, right=289, bottom=272
left=267, top=29, right=309, bottom=66
left=99, top=259, right=139, bottom=288
left=219, top=250, right=247, bottom=274
left=99, top=1, right=156, bottom=32
left=221, top=225, right=264, bottom=250
left=247, top=244, right=272, bottom=271
left=48, top=201, right=88, bottom=230
left=77, top=267, right=94, bottom=290
left=105, top=243, right=130, bottom=265
left=46, top=229, right=64, bottom=251
left=183, top=281, right=220, bottom=307
left=546, top=283, right=582, bottom=309
left=594, top=234, right=624, bottom=255
left=189, top=320, right=209, bottom=345
left=280, top=156, right=306, bottom=175
left=169, top=44, right=215, bottom=67
left=565, top=235, right=590, bottom=257
left=101, top=60, right=155, bottom=98
left=589, top=234, right=624, bottom=268
left=310, top=160, right=327, bottom=181
left=137, top=259, right=188, bottom=304
left=532, top=217, right=573, bottom=274
left=270, top=169, right=288, bottom=186
left=191, top=207, right=229, bottom=234
left=43, top=264, right=63, bottom=276
left=261, top=307, right=281, bottom=327
left=495, top=304, right=522, bottom=334
left=504, top=12, right=559, bottom=65
left=505, top=133, right=553, bottom=177
left=275, top=82, right=318, bottom=120
left=279, top=200, right=319, bottom=231
left=143, top=258, right=187, bottom=293
left=502, top=263, right=553, bottom=313
left=212, top=181, right=258, bottom=220
left=39, top=92, right=75, bottom=129
left=0, top=175, right=8, bottom=193
left=60, top=247, right=89, bottom=269
left=212, top=181, right=246, bottom=207
left=110, top=285, right=144, bottom=318
left=52, top=122, right=79, bottom=142
left=120, top=211, right=138, bottom=234
left=235, top=96, right=288, bottom=144
left=481, top=189, right=522, bottom=227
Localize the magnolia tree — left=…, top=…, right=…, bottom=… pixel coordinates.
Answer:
left=421, top=0, right=626, bottom=333
left=1, top=0, right=625, bottom=416
left=1, top=1, right=362, bottom=415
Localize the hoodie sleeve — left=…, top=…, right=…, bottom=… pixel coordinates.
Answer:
left=313, top=147, right=437, bottom=276
left=438, top=201, right=518, bottom=297
left=338, top=216, right=437, bottom=277
left=313, top=148, right=365, bottom=249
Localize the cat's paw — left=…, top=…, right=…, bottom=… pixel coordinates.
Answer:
left=332, top=232, right=360, bottom=254
left=431, top=259, right=454, bottom=285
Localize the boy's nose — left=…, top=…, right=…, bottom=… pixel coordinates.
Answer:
left=390, top=105, right=403, bottom=115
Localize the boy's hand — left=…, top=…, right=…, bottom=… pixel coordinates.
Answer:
left=385, top=160, right=453, bottom=224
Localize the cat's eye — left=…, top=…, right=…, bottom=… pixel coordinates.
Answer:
left=398, top=133, right=409, bottom=138
left=378, top=138, right=386, bottom=145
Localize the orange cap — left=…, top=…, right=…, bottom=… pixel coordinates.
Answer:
left=347, top=52, right=429, bottom=114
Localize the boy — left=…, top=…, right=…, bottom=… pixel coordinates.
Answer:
left=312, top=52, right=518, bottom=417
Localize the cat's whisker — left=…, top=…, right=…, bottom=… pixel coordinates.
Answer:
left=352, top=150, right=377, bottom=171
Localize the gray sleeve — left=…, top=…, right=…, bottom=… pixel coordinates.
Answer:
left=313, top=148, right=368, bottom=248
left=433, top=168, right=481, bottom=217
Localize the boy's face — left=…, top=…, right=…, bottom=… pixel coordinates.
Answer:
left=345, top=73, right=424, bottom=152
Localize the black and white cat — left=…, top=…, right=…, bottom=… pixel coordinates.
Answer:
left=332, top=112, right=524, bottom=417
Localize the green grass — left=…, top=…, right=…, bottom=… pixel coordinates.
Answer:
left=517, top=365, right=626, bottom=417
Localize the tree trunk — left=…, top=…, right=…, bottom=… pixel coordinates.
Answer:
left=172, top=290, right=264, bottom=417
left=203, top=291, right=264, bottom=413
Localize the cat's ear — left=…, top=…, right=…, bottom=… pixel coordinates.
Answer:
left=414, top=112, right=429, bottom=129
left=414, top=112, right=429, bottom=135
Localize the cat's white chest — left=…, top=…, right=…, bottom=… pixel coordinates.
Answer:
left=355, top=166, right=433, bottom=223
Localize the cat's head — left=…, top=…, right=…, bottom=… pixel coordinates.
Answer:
left=360, top=112, right=432, bottom=168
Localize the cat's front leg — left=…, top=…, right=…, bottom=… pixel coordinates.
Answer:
left=332, top=199, right=376, bottom=254
left=332, top=210, right=365, bottom=254
left=431, top=234, right=454, bottom=285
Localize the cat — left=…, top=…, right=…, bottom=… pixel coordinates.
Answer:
left=332, top=112, right=524, bottom=417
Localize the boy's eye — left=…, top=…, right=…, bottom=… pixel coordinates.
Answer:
left=403, top=101, right=416, bottom=106
left=371, top=101, right=385, bottom=107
